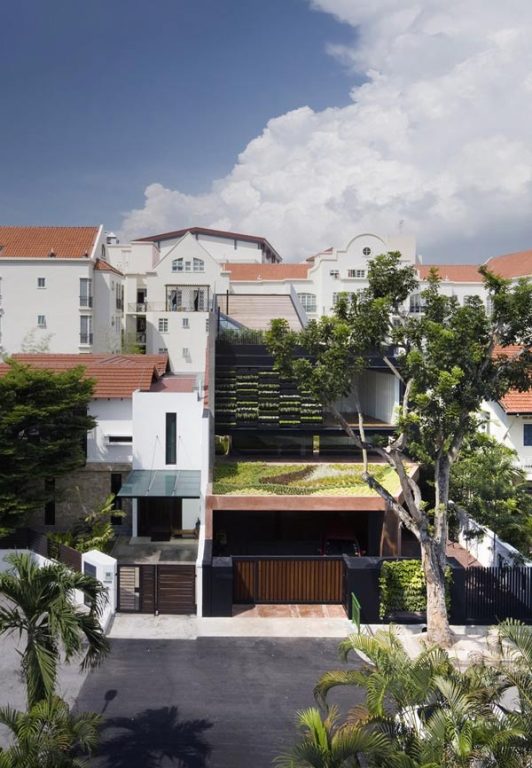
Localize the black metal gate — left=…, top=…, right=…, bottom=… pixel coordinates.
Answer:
left=464, top=567, right=532, bottom=624
left=117, top=564, right=196, bottom=615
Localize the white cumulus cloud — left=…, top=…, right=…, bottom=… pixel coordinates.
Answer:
left=121, top=1, right=532, bottom=262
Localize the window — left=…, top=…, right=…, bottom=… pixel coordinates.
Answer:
left=110, top=473, right=123, bottom=524
left=524, top=424, right=532, bottom=446
left=44, top=479, right=55, bottom=526
left=158, top=318, right=168, bottom=333
left=298, top=293, right=317, bottom=313
left=362, top=247, right=371, bottom=256
left=172, top=259, right=183, bottom=272
left=37, top=315, right=46, bottom=328
left=193, top=258, right=204, bottom=272
left=107, top=435, right=132, bottom=443
left=409, top=294, right=425, bottom=314
left=329, top=269, right=339, bottom=279
left=183, top=347, right=190, bottom=358
left=158, top=347, right=168, bottom=353
left=182, top=317, right=189, bottom=329
left=205, top=318, right=209, bottom=332
left=79, top=278, right=93, bottom=308
left=37, top=277, right=46, bottom=288
left=80, top=315, right=93, bottom=344
left=165, top=413, right=177, bottom=464
left=347, top=269, right=365, bottom=278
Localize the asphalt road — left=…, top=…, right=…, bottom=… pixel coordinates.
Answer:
left=76, top=637, right=364, bottom=768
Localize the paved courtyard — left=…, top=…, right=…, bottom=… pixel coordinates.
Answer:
left=76, top=636, right=362, bottom=768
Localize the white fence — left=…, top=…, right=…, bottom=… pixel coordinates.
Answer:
left=0, top=548, right=116, bottom=631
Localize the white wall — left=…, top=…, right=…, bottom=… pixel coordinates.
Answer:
left=132, top=389, right=204, bottom=470
left=457, top=510, right=532, bottom=567
left=335, top=370, right=399, bottom=424
left=146, top=309, right=209, bottom=373
left=483, top=401, right=532, bottom=481
left=158, top=232, right=266, bottom=264
left=93, top=270, right=123, bottom=353
left=0, top=259, right=95, bottom=354
left=88, top=398, right=133, bottom=464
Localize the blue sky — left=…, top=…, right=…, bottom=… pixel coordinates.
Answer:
left=3, top=0, right=532, bottom=262
left=0, top=0, right=353, bottom=229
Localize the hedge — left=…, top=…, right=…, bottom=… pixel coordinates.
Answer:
left=379, top=559, right=452, bottom=619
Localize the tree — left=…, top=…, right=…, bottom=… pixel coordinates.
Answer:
left=0, top=553, right=110, bottom=708
left=0, top=360, right=95, bottom=533
left=281, top=628, right=529, bottom=768
left=266, top=253, right=532, bottom=645
left=449, top=434, right=532, bottom=555
left=49, top=493, right=124, bottom=555
left=0, top=696, right=100, bottom=768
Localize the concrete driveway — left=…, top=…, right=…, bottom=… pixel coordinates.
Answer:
left=76, top=637, right=364, bottom=768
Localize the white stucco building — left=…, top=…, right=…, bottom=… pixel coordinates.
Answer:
left=0, top=226, right=124, bottom=356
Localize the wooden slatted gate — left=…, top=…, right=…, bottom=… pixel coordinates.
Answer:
left=233, top=557, right=345, bottom=604
left=117, top=564, right=196, bottom=615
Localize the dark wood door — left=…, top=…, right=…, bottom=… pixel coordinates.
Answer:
left=138, top=498, right=182, bottom=540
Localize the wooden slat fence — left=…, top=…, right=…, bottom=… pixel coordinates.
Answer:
left=233, top=557, right=344, bottom=604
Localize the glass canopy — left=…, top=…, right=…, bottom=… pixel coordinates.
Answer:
left=117, top=470, right=201, bottom=498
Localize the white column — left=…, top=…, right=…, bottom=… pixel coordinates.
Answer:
left=132, top=498, right=138, bottom=538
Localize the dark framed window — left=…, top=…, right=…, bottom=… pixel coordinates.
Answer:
left=44, top=479, right=55, bottom=526
left=110, top=473, right=123, bottom=524
left=166, top=413, right=177, bottom=464
left=524, top=424, right=532, bottom=446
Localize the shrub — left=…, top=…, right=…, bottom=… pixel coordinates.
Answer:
left=379, top=560, right=452, bottom=619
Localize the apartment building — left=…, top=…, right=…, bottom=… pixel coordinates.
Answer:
left=0, top=226, right=124, bottom=355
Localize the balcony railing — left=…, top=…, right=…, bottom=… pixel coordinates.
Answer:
left=79, top=333, right=93, bottom=345
left=79, top=295, right=93, bottom=308
left=126, top=287, right=211, bottom=313
left=127, top=302, right=147, bottom=313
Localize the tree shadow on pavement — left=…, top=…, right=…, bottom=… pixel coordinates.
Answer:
left=97, top=705, right=213, bottom=768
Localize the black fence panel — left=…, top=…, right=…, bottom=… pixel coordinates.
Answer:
left=465, top=567, right=532, bottom=624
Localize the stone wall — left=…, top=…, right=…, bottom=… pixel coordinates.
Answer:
left=27, top=463, right=132, bottom=535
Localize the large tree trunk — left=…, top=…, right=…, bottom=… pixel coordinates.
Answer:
left=420, top=534, right=453, bottom=647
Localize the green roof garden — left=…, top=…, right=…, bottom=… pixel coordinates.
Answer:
left=213, top=461, right=400, bottom=497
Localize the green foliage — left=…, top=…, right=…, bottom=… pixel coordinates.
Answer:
left=281, top=626, right=532, bottom=768
left=0, top=360, right=95, bottom=533
left=48, top=494, right=123, bottom=555
left=0, top=696, right=100, bottom=768
left=379, top=560, right=452, bottom=619
left=450, top=434, right=532, bottom=554
left=213, top=461, right=398, bottom=496
left=218, top=328, right=266, bottom=344
left=0, top=553, right=109, bottom=707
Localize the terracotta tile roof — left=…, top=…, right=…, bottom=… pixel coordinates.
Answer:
left=0, top=353, right=169, bottom=398
left=417, top=264, right=484, bottom=282
left=135, top=226, right=281, bottom=261
left=500, top=390, right=532, bottom=413
left=0, top=226, right=100, bottom=259
left=94, top=258, right=123, bottom=276
left=485, top=250, right=532, bottom=279
left=150, top=374, right=197, bottom=393
left=222, top=262, right=309, bottom=281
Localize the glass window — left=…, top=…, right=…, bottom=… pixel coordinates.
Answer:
left=158, top=318, right=168, bottom=333
left=37, top=315, right=46, bottom=328
left=347, top=269, right=365, bottom=278
left=172, top=259, right=183, bottom=272
left=362, top=247, right=371, bottom=256
left=111, top=473, right=123, bottom=523
left=193, top=258, right=204, bottom=272
left=37, top=277, right=46, bottom=288
left=80, top=278, right=92, bottom=308
left=298, top=293, right=317, bottom=312
left=165, top=413, right=177, bottom=464
left=80, top=315, right=92, bottom=344
left=182, top=317, right=189, bottom=328
left=524, top=424, right=532, bottom=446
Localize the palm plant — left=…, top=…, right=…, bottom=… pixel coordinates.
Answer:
left=0, top=695, right=100, bottom=768
left=308, top=628, right=529, bottom=768
left=275, top=705, right=389, bottom=768
left=494, top=620, right=532, bottom=751
left=0, top=552, right=110, bottom=707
